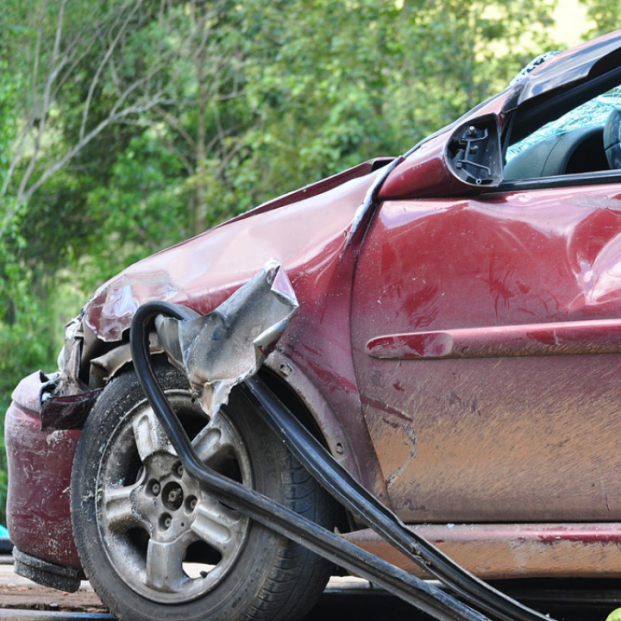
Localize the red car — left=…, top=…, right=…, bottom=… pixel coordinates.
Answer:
left=7, top=28, right=621, bottom=621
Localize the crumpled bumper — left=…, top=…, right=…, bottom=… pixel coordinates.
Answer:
left=5, top=371, right=81, bottom=569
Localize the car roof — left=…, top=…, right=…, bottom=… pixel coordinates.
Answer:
left=513, top=29, right=621, bottom=105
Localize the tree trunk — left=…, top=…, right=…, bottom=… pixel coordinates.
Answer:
left=195, top=52, right=207, bottom=236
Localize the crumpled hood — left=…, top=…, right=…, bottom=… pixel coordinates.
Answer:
left=84, top=165, right=384, bottom=342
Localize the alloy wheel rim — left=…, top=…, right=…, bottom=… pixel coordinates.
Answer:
left=96, top=391, right=252, bottom=604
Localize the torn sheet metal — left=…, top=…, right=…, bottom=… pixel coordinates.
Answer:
left=89, top=338, right=165, bottom=387
left=155, top=260, right=298, bottom=417
left=53, top=316, right=86, bottom=398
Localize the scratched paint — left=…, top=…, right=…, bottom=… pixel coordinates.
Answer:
left=365, top=318, right=621, bottom=359
left=10, top=30, right=621, bottom=584
left=352, top=185, right=621, bottom=522
left=5, top=391, right=81, bottom=568
left=344, top=523, right=621, bottom=579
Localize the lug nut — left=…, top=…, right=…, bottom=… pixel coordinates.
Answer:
left=163, top=482, right=184, bottom=510
left=176, top=464, right=184, bottom=477
left=164, top=517, right=172, bottom=529
left=151, top=482, right=160, bottom=495
left=190, top=499, right=197, bottom=510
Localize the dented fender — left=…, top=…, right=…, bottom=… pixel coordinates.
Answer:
left=40, top=166, right=388, bottom=501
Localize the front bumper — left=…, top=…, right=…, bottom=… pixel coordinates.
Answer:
left=5, top=371, right=82, bottom=569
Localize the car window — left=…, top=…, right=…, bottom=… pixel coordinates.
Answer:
left=504, top=84, right=621, bottom=180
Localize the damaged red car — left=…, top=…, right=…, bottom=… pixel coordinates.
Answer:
left=8, top=28, right=621, bottom=621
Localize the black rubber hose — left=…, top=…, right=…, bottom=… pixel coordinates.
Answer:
left=240, top=376, right=554, bottom=621
left=130, top=301, right=489, bottom=621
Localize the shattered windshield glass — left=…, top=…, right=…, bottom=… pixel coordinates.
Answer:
left=509, top=51, right=561, bottom=87
left=507, top=86, right=621, bottom=160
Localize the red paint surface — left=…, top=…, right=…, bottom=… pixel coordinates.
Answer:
left=350, top=522, right=621, bottom=546
left=6, top=374, right=81, bottom=568
left=352, top=185, right=621, bottom=522
left=85, top=169, right=381, bottom=337
left=82, top=169, right=388, bottom=499
left=379, top=100, right=507, bottom=200
left=516, top=29, right=621, bottom=103
left=345, top=522, right=621, bottom=579
left=223, top=157, right=393, bottom=226
left=378, top=133, right=461, bottom=199
left=6, top=170, right=390, bottom=568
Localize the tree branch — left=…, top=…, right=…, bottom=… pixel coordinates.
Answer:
left=79, top=0, right=144, bottom=142
left=16, top=0, right=69, bottom=203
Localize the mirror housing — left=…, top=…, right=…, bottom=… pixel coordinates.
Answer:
left=445, top=115, right=503, bottom=188
left=379, top=114, right=503, bottom=199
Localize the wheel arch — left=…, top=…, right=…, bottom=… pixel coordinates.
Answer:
left=90, top=344, right=356, bottom=475
left=87, top=342, right=386, bottom=522
left=262, top=351, right=388, bottom=509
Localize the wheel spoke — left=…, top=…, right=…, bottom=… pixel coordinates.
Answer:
left=191, top=498, right=246, bottom=554
left=103, top=484, right=140, bottom=531
left=192, top=420, right=235, bottom=462
left=133, top=408, right=176, bottom=461
left=146, top=538, right=187, bottom=593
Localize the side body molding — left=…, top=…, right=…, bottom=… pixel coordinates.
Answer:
left=367, top=319, right=621, bottom=360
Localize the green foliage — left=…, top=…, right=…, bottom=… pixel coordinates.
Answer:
left=580, top=0, right=621, bottom=37
left=0, top=55, right=20, bottom=525
left=227, top=0, right=558, bottom=208
left=85, top=133, right=190, bottom=278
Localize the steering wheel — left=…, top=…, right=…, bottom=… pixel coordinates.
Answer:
left=604, top=108, right=621, bottom=169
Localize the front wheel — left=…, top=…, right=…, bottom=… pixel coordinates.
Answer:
left=71, top=364, right=334, bottom=621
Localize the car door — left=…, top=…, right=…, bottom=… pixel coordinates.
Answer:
left=351, top=86, right=621, bottom=524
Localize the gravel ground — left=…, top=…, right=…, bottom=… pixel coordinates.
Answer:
left=1, top=557, right=619, bottom=621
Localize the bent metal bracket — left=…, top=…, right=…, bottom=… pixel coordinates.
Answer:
left=129, top=260, right=556, bottom=621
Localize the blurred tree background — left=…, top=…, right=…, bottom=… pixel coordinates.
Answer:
left=0, top=0, right=615, bottom=524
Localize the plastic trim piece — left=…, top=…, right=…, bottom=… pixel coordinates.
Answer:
left=366, top=318, right=621, bottom=360
left=13, top=547, right=82, bottom=593
left=497, top=168, right=621, bottom=193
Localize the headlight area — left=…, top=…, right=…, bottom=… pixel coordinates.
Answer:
left=39, top=314, right=99, bottom=431
left=39, top=312, right=166, bottom=431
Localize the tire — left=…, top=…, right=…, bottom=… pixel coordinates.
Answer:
left=71, top=364, right=334, bottom=621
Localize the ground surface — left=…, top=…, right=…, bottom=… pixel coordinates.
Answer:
left=1, top=553, right=619, bottom=621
